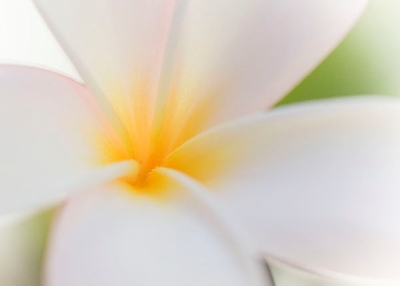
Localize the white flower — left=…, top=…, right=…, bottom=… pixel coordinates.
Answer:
left=1, top=0, right=388, bottom=285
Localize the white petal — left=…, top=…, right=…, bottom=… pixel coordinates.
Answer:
left=0, top=65, right=131, bottom=214
left=46, top=169, right=271, bottom=286
left=0, top=209, right=54, bottom=286
left=0, top=0, right=78, bottom=78
left=33, top=0, right=177, bottom=130
left=165, top=96, right=400, bottom=281
left=155, top=0, right=368, bottom=149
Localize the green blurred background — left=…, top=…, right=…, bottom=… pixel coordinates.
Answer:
left=277, top=0, right=400, bottom=106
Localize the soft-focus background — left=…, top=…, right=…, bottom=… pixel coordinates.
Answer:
left=279, top=0, right=400, bottom=106
left=1, top=0, right=400, bottom=285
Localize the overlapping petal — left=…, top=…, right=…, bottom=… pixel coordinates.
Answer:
left=33, top=0, right=178, bottom=158
left=33, top=0, right=367, bottom=157
left=46, top=168, right=271, bottom=286
left=165, top=96, right=400, bottom=281
left=157, top=0, right=369, bottom=148
left=0, top=65, right=130, bottom=214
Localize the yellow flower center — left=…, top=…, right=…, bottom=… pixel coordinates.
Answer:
left=92, top=77, right=221, bottom=194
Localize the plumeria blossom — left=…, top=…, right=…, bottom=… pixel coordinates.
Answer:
left=6, top=0, right=400, bottom=285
